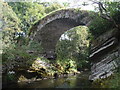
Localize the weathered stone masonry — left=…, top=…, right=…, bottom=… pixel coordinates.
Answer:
left=29, top=9, right=94, bottom=57
left=29, top=9, right=120, bottom=81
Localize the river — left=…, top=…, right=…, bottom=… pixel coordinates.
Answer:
left=4, top=71, right=92, bottom=88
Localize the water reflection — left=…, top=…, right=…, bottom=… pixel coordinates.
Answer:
left=5, top=71, right=91, bottom=88
left=3, top=72, right=90, bottom=89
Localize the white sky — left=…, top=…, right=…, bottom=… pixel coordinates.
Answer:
left=40, top=0, right=117, bottom=11
left=40, top=0, right=98, bottom=11
left=3, top=0, right=117, bottom=11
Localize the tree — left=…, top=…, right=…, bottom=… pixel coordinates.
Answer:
left=91, top=1, right=120, bottom=29
left=1, top=1, right=21, bottom=50
left=8, top=2, right=46, bottom=34
left=89, top=1, right=120, bottom=38
left=56, top=26, right=90, bottom=59
left=45, top=2, right=64, bottom=14
left=56, top=26, right=90, bottom=69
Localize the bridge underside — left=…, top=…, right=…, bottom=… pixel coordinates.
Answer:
left=29, top=9, right=94, bottom=59
left=34, top=18, right=84, bottom=53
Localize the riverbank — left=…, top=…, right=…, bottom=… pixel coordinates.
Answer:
left=2, top=56, right=81, bottom=88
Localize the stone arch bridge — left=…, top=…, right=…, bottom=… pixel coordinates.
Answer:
left=29, top=9, right=120, bottom=81
left=29, top=9, right=94, bottom=59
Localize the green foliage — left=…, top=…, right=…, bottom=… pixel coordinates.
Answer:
left=107, top=2, right=120, bottom=25
left=89, top=16, right=113, bottom=38
left=8, top=2, right=46, bottom=34
left=56, top=26, right=89, bottom=59
left=89, top=2, right=120, bottom=38
left=5, top=2, right=64, bottom=48
left=2, top=45, right=35, bottom=64
left=45, top=3, right=63, bottom=13
left=56, top=26, right=90, bottom=70
left=1, top=2, right=21, bottom=50
left=45, top=2, right=64, bottom=14
left=8, top=2, right=64, bottom=35
left=2, top=40, right=45, bottom=67
left=62, top=2, right=70, bottom=8
left=2, top=1, right=64, bottom=64
left=3, top=41, right=46, bottom=66
left=6, top=72, right=16, bottom=81
left=30, top=57, right=78, bottom=78
left=56, top=59, right=77, bottom=70
left=91, top=72, right=120, bottom=88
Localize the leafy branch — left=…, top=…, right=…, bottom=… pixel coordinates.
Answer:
left=91, top=1, right=120, bottom=29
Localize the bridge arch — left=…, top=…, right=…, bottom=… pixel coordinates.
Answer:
left=29, top=9, right=95, bottom=59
